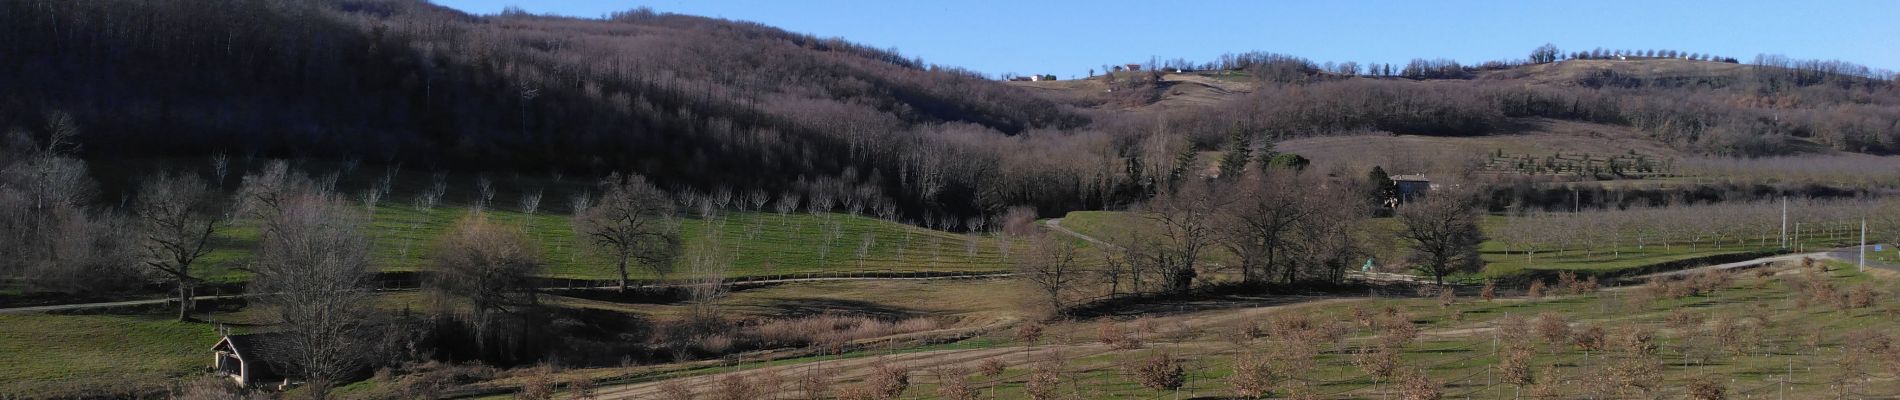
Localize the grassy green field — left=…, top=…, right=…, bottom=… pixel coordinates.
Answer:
left=190, top=207, right=1020, bottom=283
left=79, top=158, right=1026, bottom=284
left=361, top=208, right=1022, bottom=280
left=1058, top=210, right=1853, bottom=282
left=0, top=313, right=222, bottom=398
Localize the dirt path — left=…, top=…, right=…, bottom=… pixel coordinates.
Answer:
left=1042, top=218, right=1119, bottom=249
left=0, top=294, right=251, bottom=315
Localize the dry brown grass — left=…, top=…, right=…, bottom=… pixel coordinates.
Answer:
left=745, top=314, right=941, bottom=349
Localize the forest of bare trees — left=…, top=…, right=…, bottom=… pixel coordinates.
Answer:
left=4, top=0, right=1894, bottom=227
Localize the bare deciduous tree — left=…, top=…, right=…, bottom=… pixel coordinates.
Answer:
left=1140, top=178, right=1230, bottom=292
left=1397, top=189, right=1484, bottom=285
left=574, top=173, right=681, bottom=290
left=133, top=172, right=223, bottom=321
left=683, top=229, right=731, bottom=323
left=249, top=193, right=373, bottom=397
left=1014, top=219, right=1084, bottom=313
left=431, top=215, right=543, bottom=346
left=474, top=174, right=496, bottom=212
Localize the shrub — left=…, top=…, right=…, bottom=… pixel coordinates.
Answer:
left=1572, top=325, right=1606, bottom=352
left=978, top=358, right=1007, bottom=377
left=711, top=374, right=754, bottom=400
left=1497, top=345, right=1534, bottom=387
left=1099, top=320, right=1143, bottom=349
left=1397, top=368, right=1442, bottom=400
left=1612, top=326, right=1659, bottom=356
left=1643, top=277, right=1672, bottom=300
left=934, top=366, right=977, bottom=400
left=1494, top=313, right=1530, bottom=343
left=1687, top=376, right=1726, bottom=400
left=1016, top=321, right=1046, bottom=344
left=1274, top=312, right=1317, bottom=334
left=1527, top=366, right=1560, bottom=399
left=1846, top=283, right=1878, bottom=309
left=751, top=371, right=783, bottom=400
left=1136, top=316, right=1162, bottom=335
left=867, top=361, right=910, bottom=400
left=1379, top=315, right=1419, bottom=349
left=1229, top=351, right=1278, bottom=399
left=1665, top=309, right=1704, bottom=329
left=567, top=375, right=598, bottom=400
left=1534, top=312, right=1570, bottom=345
left=517, top=367, right=556, bottom=400
left=1127, top=352, right=1186, bottom=392
left=657, top=380, right=694, bottom=400
left=796, top=368, right=832, bottom=400
left=1351, top=346, right=1400, bottom=380
left=1347, top=305, right=1372, bottom=327
left=1527, top=280, right=1546, bottom=299
left=833, top=385, right=876, bottom=400
left=1025, top=357, right=1064, bottom=400
left=1690, top=269, right=1732, bottom=294
left=1557, top=271, right=1580, bottom=295
left=1480, top=280, right=1497, bottom=301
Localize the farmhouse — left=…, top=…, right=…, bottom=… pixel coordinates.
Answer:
left=211, top=332, right=296, bottom=388
left=1391, top=174, right=1433, bottom=203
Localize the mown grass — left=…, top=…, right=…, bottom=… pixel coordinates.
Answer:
left=1060, top=210, right=1853, bottom=281
left=193, top=208, right=1021, bottom=283
left=0, top=314, right=222, bottom=398
left=83, top=158, right=1025, bottom=284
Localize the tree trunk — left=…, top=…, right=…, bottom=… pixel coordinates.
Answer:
left=616, top=255, right=631, bottom=293
left=176, top=279, right=193, bottom=321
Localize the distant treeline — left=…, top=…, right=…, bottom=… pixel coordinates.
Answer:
left=1485, top=179, right=1873, bottom=213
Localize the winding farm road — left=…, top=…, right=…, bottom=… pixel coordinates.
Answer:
left=1042, top=218, right=1119, bottom=249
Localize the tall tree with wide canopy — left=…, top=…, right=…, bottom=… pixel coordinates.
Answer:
left=133, top=172, right=222, bottom=321
left=1397, top=189, right=1485, bottom=285
left=574, top=173, right=681, bottom=291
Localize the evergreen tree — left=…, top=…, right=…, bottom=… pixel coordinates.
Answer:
left=1265, top=153, right=1310, bottom=171
left=1368, top=166, right=1397, bottom=206
left=1166, top=144, right=1199, bottom=190
left=1216, top=129, right=1253, bottom=179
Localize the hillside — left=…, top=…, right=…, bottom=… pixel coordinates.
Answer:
left=0, top=0, right=1088, bottom=220
left=4, top=0, right=1894, bottom=221
left=1016, top=57, right=1897, bottom=170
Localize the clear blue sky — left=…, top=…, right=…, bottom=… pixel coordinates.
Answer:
left=433, top=0, right=1900, bottom=79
